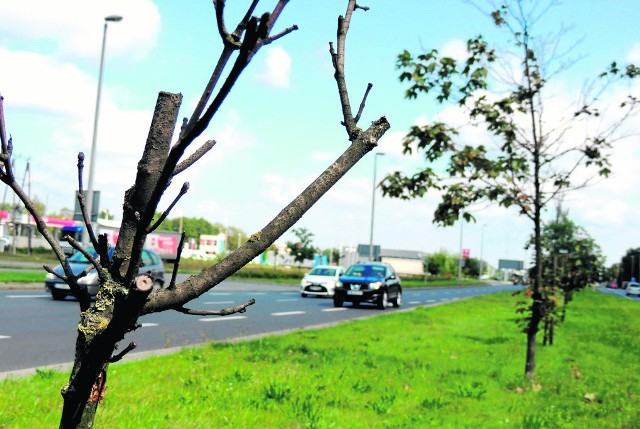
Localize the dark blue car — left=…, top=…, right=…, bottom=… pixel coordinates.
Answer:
left=45, top=247, right=165, bottom=300
left=333, top=262, right=402, bottom=309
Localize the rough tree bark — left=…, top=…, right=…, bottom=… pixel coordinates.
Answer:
left=0, top=1, right=389, bottom=427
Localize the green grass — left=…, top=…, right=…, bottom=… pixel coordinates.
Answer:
left=1, top=289, right=639, bottom=428
left=0, top=271, right=46, bottom=283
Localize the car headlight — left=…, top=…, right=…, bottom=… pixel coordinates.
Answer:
left=78, top=272, right=99, bottom=285
left=301, top=279, right=310, bottom=286
left=336, top=281, right=342, bottom=288
left=369, top=281, right=382, bottom=290
left=46, top=272, right=55, bottom=280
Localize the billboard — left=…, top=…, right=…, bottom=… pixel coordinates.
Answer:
left=498, top=259, right=524, bottom=270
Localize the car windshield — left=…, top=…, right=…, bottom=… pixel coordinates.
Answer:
left=345, top=265, right=385, bottom=278
left=68, top=247, right=114, bottom=263
left=308, top=267, right=337, bottom=276
left=68, top=248, right=98, bottom=263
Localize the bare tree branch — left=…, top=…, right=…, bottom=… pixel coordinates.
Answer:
left=168, top=232, right=186, bottom=289
left=147, top=182, right=190, bottom=233
left=354, top=83, right=373, bottom=124
left=109, top=342, right=137, bottom=363
left=172, top=140, right=216, bottom=176
left=76, top=153, right=100, bottom=251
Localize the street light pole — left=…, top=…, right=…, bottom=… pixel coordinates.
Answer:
left=83, top=15, right=123, bottom=247
left=369, top=152, right=384, bottom=261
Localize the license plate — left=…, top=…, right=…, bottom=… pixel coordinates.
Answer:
left=308, top=286, right=322, bottom=291
left=347, top=290, right=363, bottom=296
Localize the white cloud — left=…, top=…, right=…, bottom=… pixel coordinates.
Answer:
left=628, top=44, right=640, bottom=63
left=311, top=151, right=337, bottom=162
left=257, top=46, right=291, bottom=88
left=0, top=49, right=94, bottom=118
left=441, top=39, right=468, bottom=61
left=0, top=0, right=160, bottom=61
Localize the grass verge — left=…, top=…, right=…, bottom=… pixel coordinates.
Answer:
left=1, top=289, right=638, bottom=428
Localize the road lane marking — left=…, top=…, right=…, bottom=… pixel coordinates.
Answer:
left=271, top=311, right=305, bottom=316
left=408, top=301, right=421, bottom=304
left=322, top=308, right=348, bottom=312
left=208, top=292, right=232, bottom=296
left=426, top=299, right=437, bottom=303
left=203, top=301, right=235, bottom=305
left=0, top=335, right=11, bottom=339
left=6, top=295, right=51, bottom=299
left=199, top=315, right=247, bottom=322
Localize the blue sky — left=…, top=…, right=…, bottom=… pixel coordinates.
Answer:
left=1, top=0, right=639, bottom=269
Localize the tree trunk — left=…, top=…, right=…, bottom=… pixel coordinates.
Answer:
left=58, top=93, right=179, bottom=428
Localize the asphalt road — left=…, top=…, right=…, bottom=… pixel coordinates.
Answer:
left=0, top=280, right=520, bottom=378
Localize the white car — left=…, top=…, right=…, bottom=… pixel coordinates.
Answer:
left=300, top=265, right=345, bottom=298
left=626, top=282, right=640, bottom=297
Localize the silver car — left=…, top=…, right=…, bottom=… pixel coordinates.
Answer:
left=300, top=265, right=345, bottom=298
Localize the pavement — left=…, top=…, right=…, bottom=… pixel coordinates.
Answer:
left=0, top=282, right=42, bottom=291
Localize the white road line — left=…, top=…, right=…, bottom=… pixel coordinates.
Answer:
left=208, top=292, right=232, bottom=296
left=0, top=335, right=11, bottom=339
left=271, top=311, right=306, bottom=316
left=322, top=308, right=348, bottom=312
left=199, top=315, right=247, bottom=322
left=276, top=299, right=297, bottom=302
left=203, top=301, right=235, bottom=305
left=250, top=292, right=267, bottom=295
left=140, top=323, right=159, bottom=328
left=408, top=301, right=421, bottom=304
left=426, top=299, right=437, bottom=303
left=6, top=295, right=51, bottom=299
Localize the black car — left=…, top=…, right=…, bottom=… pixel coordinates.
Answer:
left=333, top=262, right=402, bottom=309
left=45, top=247, right=165, bottom=300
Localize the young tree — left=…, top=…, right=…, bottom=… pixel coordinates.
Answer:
left=286, top=226, right=317, bottom=267
left=534, top=207, right=604, bottom=345
left=380, top=0, right=639, bottom=379
left=0, top=1, right=389, bottom=426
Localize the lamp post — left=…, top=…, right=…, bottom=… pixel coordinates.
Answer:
left=369, top=152, right=385, bottom=261
left=83, top=14, right=123, bottom=246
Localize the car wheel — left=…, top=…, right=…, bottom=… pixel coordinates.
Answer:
left=377, top=291, right=388, bottom=310
left=391, top=290, right=402, bottom=308
left=333, top=298, right=343, bottom=307
left=301, top=293, right=308, bottom=298
left=51, top=291, right=66, bottom=301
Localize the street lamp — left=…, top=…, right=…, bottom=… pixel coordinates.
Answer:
left=83, top=14, right=123, bottom=246
left=369, top=152, right=385, bottom=261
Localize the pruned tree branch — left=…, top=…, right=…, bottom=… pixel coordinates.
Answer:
left=174, top=298, right=256, bottom=316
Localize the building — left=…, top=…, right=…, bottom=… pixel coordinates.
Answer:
left=199, top=233, right=226, bottom=255
left=339, top=244, right=427, bottom=276
left=379, top=249, right=427, bottom=276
